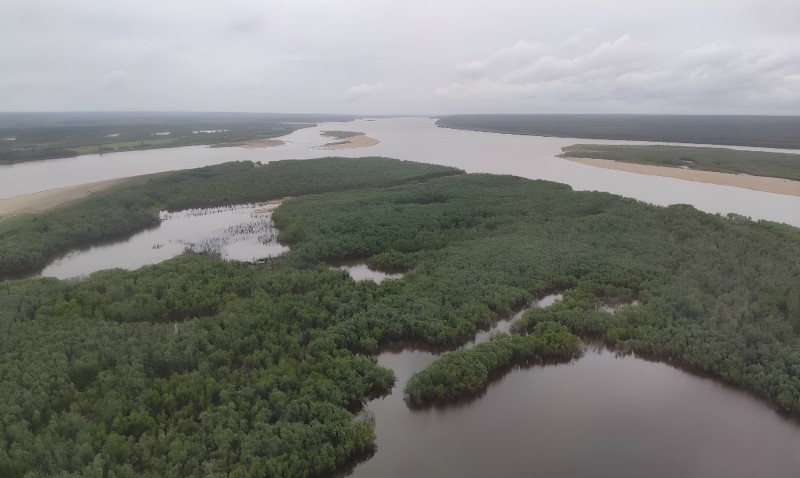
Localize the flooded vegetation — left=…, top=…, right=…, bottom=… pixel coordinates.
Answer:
left=333, top=259, right=405, bottom=283
left=470, top=292, right=562, bottom=345
left=41, top=202, right=287, bottom=279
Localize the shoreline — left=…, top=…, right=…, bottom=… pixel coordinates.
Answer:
left=319, top=135, right=380, bottom=150
left=0, top=179, right=125, bottom=221
left=563, top=156, right=800, bottom=197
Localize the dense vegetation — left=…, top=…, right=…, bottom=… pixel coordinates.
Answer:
left=436, top=114, right=800, bottom=149
left=562, top=144, right=800, bottom=181
left=0, top=158, right=460, bottom=277
left=0, top=257, right=396, bottom=477
left=3, top=159, right=800, bottom=476
left=404, top=323, right=583, bottom=404
left=272, top=173, right=800, bottom=412
left=0, top=112, right=356, bottom=164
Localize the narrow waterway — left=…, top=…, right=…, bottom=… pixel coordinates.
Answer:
left=346, top=295, right=800, bottom=478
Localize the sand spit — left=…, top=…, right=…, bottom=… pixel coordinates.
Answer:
left=0, top=179, right=124, bottom=220
left=319, top=135, right=380, bottom=150
left=564, top=157, right=800, bottom=197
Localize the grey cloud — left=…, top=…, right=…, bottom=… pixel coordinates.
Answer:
left=436, top=35, right=800, bottom=113
left=345, top=83, right=385, bottom=101
left=1, top=0, right=799, bottom=114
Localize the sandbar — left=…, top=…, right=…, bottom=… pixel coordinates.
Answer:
left=0, top=179, right=124, bottom=221
left=564, top=157, right=800, bottom=197
left=319, top=135, right=380, bottom=150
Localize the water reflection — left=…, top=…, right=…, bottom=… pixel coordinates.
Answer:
left=347, top=350, right=800, bottom=478
left=40, top=201, right=287, bottom=279
left=333, top=259, right=405, bottom=283
left=341, top=290, right=800, bottom=478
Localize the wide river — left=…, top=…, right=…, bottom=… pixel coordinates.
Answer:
left=3, top=118, right=800, bottom=476
left=1, top=117, right=799, bottom=226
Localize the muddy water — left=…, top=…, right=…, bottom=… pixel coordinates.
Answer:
left=344, top=294, right=800, bottom=478
left=40, top=201, right=286, bottom=279
left=2, top=118, right=799, bottom=227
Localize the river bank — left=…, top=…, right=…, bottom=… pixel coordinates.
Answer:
left=564, top=156, right=800, bottom=197
left=0, top=178, right=125, bottom=221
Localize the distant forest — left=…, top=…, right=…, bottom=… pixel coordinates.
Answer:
left=0, top=112, right=357, bottom=165
left=561, top=144, right=800, bottom=181
left=437, top=114, right=800, bottom=149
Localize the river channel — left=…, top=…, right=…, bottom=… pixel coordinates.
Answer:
left=1, top=117, right=799, bottom=226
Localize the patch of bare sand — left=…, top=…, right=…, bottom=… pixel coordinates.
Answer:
left=319, top=135, right=380, bottom=150
left=564, top=157, right=800, bottom=197
left=0, top=179, right=124, bottom=221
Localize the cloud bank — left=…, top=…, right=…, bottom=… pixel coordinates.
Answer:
left=1, top=0, right=798, bottom=114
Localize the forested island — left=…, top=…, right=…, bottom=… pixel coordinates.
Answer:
left=404, top=323, right=583, bottom=404
left=2, top=158, right=800, bottom=476
left=436, top=114, right=800, bottom=149
left=561, top=144, right=800, bottom=182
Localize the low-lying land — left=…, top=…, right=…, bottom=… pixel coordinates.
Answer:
left=319, top=131, right=380, bottom=150
left=561, top=144, right=800, bottom=182
left=211, top=138, right=286, bottom=149
left=0, top=158, right=460, bottom=277
left=2, top=158, right=800, bottom=476
left=436, top=114, right=800, bottom=149
left=0, top=178, right=124, bottom=221
left=0, top=112, right=356, bottom=165
left=404, top=323, right=583, bottom=404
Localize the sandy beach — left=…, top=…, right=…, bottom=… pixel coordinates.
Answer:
left=319, top=135, right=380, bottom=150
left=0, top=179, right=124, bottom=221
left=565, top=157, right=800, bottom=197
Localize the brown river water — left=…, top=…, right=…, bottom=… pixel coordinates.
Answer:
left=1, top=117, right=799, bottom=226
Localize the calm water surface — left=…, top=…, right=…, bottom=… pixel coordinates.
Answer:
left=346, top=298, right=800, bottom=478
left=349, top=347, right=800, bottom=478
left=2, top=118, right=799, bottom=226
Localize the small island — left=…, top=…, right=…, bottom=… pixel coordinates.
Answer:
left=319, top=130, right=380, bottom=149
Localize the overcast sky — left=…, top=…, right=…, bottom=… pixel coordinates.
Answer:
left=2, top=0, right=799, bottom=115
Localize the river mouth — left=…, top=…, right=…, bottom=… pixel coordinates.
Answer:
left=39, top=201, right=288, bottom=279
